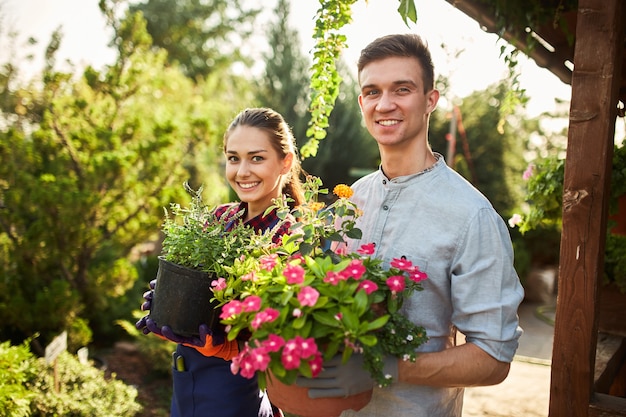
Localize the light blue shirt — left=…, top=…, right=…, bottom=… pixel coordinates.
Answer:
left=341, top=154, right=524, bottom=417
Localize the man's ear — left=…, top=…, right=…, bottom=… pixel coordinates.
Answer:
left=426, top=89, right=440, bottom=114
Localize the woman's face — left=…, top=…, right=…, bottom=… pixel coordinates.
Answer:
left=224, top=125, right=292, bottom=218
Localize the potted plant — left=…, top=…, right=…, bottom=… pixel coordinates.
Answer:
left=149, top=182, right=276, bottom=337
left=212, top=177, right=429, bottom=417
left=510, top=141, right=626, bottom=332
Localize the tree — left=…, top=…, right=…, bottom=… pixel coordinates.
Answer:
left=0, top=3, right=254, bottom=349
left=430, top=82, right=530, bottom=215
left=128, top=0, right=261, bottom=81
left=258, top=0, right=378, bottom=188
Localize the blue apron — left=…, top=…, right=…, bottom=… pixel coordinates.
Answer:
left=170, top=344, right=274, bottom=417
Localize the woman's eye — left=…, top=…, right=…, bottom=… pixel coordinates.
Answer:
left=252, top=156, right=264, bottom=162
left=227, top=156, right=239, bottom=163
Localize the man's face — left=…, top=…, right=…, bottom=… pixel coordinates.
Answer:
left=358, top=56, right=438, bottom=149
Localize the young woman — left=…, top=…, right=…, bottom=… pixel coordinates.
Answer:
left=137, top=107, right=305, bottom=417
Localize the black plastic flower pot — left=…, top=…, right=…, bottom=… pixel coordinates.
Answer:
left=149, top=256, right=222, bottom=337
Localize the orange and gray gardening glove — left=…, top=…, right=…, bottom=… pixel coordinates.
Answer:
left=135, top=280, right=239, bottom=361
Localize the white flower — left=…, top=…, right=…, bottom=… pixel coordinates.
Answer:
left=508, top=213, right=523, bottom=228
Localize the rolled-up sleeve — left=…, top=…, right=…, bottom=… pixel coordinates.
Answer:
left=450, top=208, right=525, bottom=362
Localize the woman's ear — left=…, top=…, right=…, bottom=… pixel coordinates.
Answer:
left=281, top=152, right=294, bottom=175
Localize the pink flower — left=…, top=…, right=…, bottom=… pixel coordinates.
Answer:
left=210, top=277, right=227, bottom=291
left=248, top=346, right=271, bottom=372
left=298, top=286, right=320, bottom=307
left=334, top=245, right=347, bottom=255
left=259, top=254, right=278, bottom=271
left=243, top=295, right=262, bottom=312
left=281, top=348, right=301, bottom=370
left=408, top=267, right=428, bottom=282
left=357, top=242, right=376, bottom=255
left=522, top=164, right=534, bottom=180
left=292, top=308, right=302, bottom=318
left=323, top=270, right=341, bottom=285
left=357, top=279, right=379, bottom=295
left=340, top=259, right=366, bottom=280
left=241, top=271, right=257, bottom=281
left=250, top=307, right=280, bottom=330
left=283, top=263, right=305, bottom=284
left=220, top=300, right=244, bottom=319
left=386, top=275, right=406, bottom=292
left=296, top=336, right=319, bottom=359
left=289, top=253, right=304, bottom=262
left=233, top=349, right=258, bottom=379
left=262, top=334, right=285, bottom=352
left=508, top=213, right=523, bottom=228
left=309, top=352, right=324, bottom=377
left=390, top=257, right=413, bottom=271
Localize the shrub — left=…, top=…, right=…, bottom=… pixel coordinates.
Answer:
left=0, top=340, right=37, bottom=417
left=0, top=340, right=142, bottom=417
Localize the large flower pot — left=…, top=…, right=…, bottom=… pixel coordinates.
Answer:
left=266, top=375, right=372, bottom=417
left=149, top=256, right=222, bottom=337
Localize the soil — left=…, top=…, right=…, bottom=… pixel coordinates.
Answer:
left=99, top=341, right=172, bottom=417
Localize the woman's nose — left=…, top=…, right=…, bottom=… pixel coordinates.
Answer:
left=237, top=160, right=250, bottom=176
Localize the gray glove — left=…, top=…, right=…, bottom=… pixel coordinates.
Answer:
left=296, top=354, right=372, bottom=398
left=295, top=353, right=398, bottom=398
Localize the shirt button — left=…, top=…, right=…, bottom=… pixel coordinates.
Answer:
left=383, top=205, right=389, bottom=210
left=382, top=180, right=387, bottom=184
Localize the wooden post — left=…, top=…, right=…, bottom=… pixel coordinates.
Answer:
left=548, top=0, right=625, bottom=416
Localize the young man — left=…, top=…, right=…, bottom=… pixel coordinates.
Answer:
left=297, top=33, right=524, bottom=416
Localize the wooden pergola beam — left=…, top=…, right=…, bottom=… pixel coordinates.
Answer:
left=548, top=0, right=626, bottom=416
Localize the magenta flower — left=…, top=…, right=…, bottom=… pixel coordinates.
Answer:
left=220, top=300, right=244, bottom=319
left=234, top=350, right=258, bottom=379
left=390, top=257, right=413, bottom=271
left=298, top=286, right=320, bottom=307
left=408, top=267, right=428, bottom=282
left=386, top=275, right=406, bottom=292
left=296, top=336, right=319, bottom=359
left=259, top=253, right=278, bottom=271
left=250, top=307, right=280, bottom=330
left=262, top=334, right=285, bottom=352
left=357, top=279, right=379, bottom=295
left=281, top=349, right=301, bottom=370
left=249, top=346, right=271, bottom=372
left=323, top=270, right=341, bottom=285
left=357, top=242, right=376, bottom=255
left=340, top=259, right=366, bottom=280
left=211, top=277, right=227, bottom=291
left=243, top=295, right=262, bottom=312
left=283, top=263, right=305, bottom=284
left=309, top=352, right=324, bottom=377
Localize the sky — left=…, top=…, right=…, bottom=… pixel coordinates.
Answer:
left=1, top=0, right=572, bottom=118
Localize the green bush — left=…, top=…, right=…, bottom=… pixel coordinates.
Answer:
left=0, top=340, right=37, bottom=417
left=0, top=341, right=142, bottom=417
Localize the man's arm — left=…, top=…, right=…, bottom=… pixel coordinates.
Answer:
left=398, top=342, right=510, bottom=387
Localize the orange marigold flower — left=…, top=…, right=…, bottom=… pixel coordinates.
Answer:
left=333, top=184, right=353, bottom=199
left=309, top=201, right=325, bottom=212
